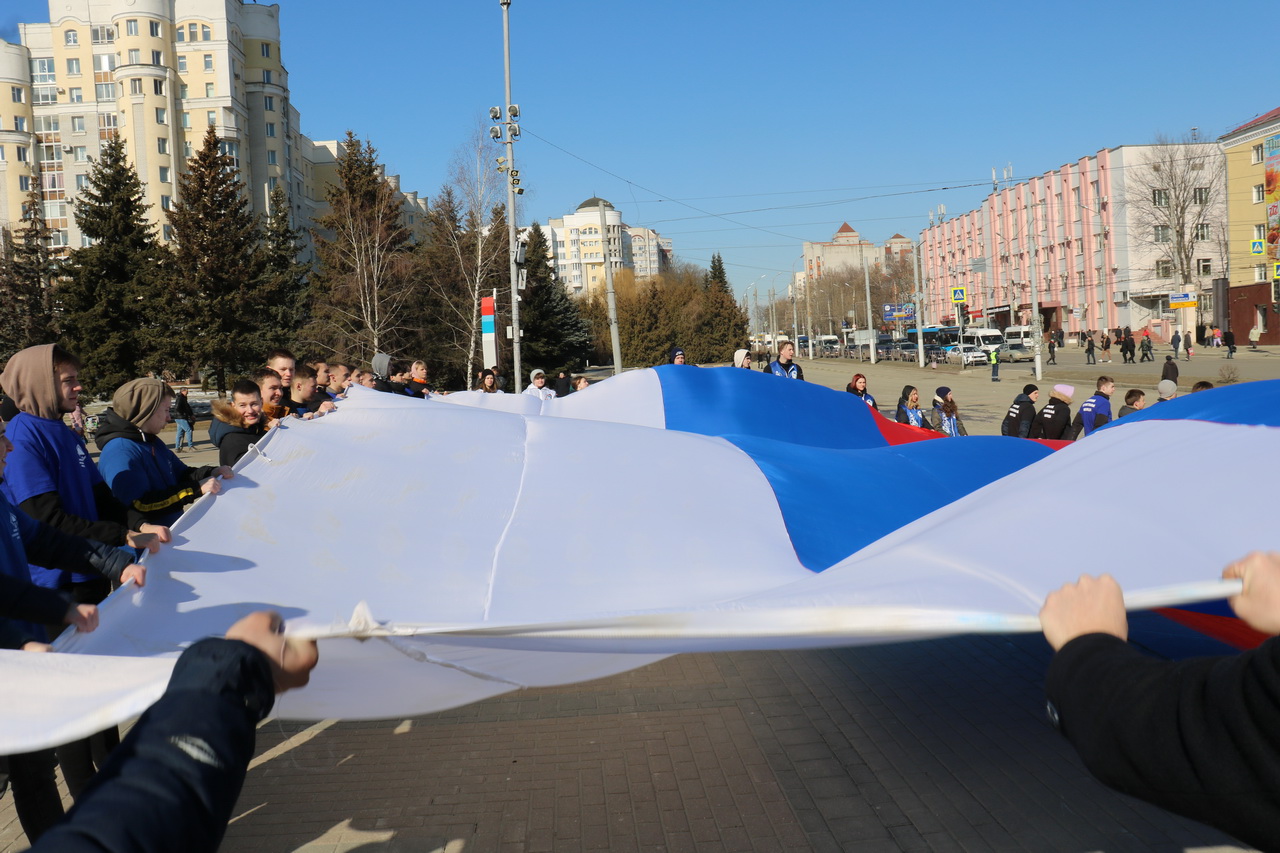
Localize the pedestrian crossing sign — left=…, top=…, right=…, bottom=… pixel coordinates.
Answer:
left=950, top=287, right=967, bottom=304
left=1252, top=240, right=1266, bottom=255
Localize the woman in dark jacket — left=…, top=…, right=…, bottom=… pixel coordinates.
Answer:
left=894, top=385, right=930, bottom=429
left=1029, top=384, right=1075, bottom=441
left=845, top=374, right=878, bottom=411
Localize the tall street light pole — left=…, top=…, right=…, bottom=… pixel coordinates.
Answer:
left=494, top=0, right=523, bottom=391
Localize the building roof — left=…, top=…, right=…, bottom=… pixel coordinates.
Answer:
left=889, top=233, right=906, bottom=240
left=576, top=197, right=615, bottom=212
left=835, top=222, right=855, bottom=233
left=1222, top=107, right=1280, bottom=138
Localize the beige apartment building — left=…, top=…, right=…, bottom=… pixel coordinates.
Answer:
left=1219, top=107, right=1280, bottom=345
left=0, top=0, right=423, bottom=256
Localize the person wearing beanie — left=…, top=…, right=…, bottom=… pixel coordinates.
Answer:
left=927, top=387, right=967, bottom=437
left=1161, top=355, right=1179, bottom=385
left=668, top=347, right=686, bottom=365
left=1030, top=384, right=1075, bottom=441
left=523, top=368, right=555, bottom=401
left=1156, top=379, right=1178, bottom=402
left=1001, top=384, right=1039, bottom=438
left=95, top=379, right=233, bottom=527
left=733, top=348, right=751, bottom=369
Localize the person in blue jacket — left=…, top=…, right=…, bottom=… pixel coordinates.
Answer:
left=765, top=341, right=804, bottom=380
left=1071, top=376, right=1114, bottom=439
left=95, top=379, right=233, bottom=528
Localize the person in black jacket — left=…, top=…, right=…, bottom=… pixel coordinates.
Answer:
left=1028, top=384, right=1074, bottom=441
left=1000, top=384, right=1038, bottom=437
left=209, top=380, right=269, bottom=467
left=172, top=388, right=196, bottom=453
left=894, top=385, right=930, bottom=429
left=1040, top=553, right=1280, bottom=851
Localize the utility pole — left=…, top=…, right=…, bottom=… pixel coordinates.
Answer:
left=1026, top=189, right=1043, bottom=382
left=913, top=241, right=925, bottom=368
left=598, top=202, right=623, bottom=374
left=493, top=0, right=523, bottom=392
left=804, top=276, right=814, bottom=359
left=863, top=253, right=876, bottom=365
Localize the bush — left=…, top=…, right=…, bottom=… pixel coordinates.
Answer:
left=1217, top=364, right=1240, bottom=385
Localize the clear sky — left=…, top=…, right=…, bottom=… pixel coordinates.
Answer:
left=2, top=0, right=1270, bottom=297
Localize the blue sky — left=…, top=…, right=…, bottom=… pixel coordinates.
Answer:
left=3, top=0, right=1269, bottom=296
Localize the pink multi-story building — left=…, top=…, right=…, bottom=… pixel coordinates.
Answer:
left=920, top=144, right=1225, bottom=339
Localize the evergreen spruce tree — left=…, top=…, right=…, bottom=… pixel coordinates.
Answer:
left=256, top=184, right=312, bottom=355
left=60, top=134, right=164, bottom=396
left=516, top=223, right=591, bottom=375
left=164, top=125, right=266, bottom=390
left=0, top=176, right=59, bottom=360
left=695, top=252, right=747, bottom=362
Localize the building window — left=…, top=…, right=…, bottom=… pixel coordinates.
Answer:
left=262, top=70, right=272, bottom=85
left=206, top=110, right=216, bottom=126
left=1196, top=258, right=1212, bottom=275
left=176, top=26, right=184, bottom=42
left=263, top=95, right=274, bottom=111
left=64, top=29, right=78, bottom=45
left=76, top=173, right=89, bottom=189
left=1152, top=189, right=1169, bottom=208
left=163, top=224, right=173, bottom=241
left=31, top=57, right=55, bottom=84
left=1256, top=184, right=1267, bottom=203
left=14, top=117, right=24, bottom=132
left=203, top=54, right=213, bottom=71
left=98, top=114, right=117, bottom=135
left=261, top=43, right=271, bottom=58
left=16, top=146, right=28, bottom=162
left=189, top=24, right=197, bottom=42
left=205, top=83, right=215, bottom=98
left=126, top=19, right=138, bottom=36
left=202, top=25, right=212, bottom=41
left=1154, top=225, right=1171, bottom=243
left=32, top=87, right=57, bottom=105
left=177, top=56, right=187, bottom=73
left=66, top=57, right=81, bottom=76
left=73, top=146, right=87, bottom=162
left=1257, top=264, right=1269, bottom=282
left=159, top=166, right=170, bottom=183
left=183, top=141, right=193, bottom=158
left=1193, top=223, right=1211, bottom=241
left=181, top=112, right=190, bottom=128
left=1156, top=260, right=1173, bottom=278
left=10, top=86, right=22, bottom=103
left=1254, top=144, right=1265, bottom=164
left=268, top=176, right=278, bottom=191
left=1192, top=187, right=1210, bottom=205
left=265, top=122, right=276, bottom=137
left=18, top=175, right=30, bottom=191
left=127, top=49, right=141, bottom=65
left=154, top=80, right=165, bottom=96
left=179, top=83, right=188, bottom=99
left=95, top=82, right=116, bottom=100
left=157, top=137, right=168, bottom=154
left=1257, top=224, right=1267, bottom=240
left=71, top=115, right=85, bottom=133
left=91, top=26, right=114, bottom=44
left=151, top=50, right=163, bottom=66
left=220, top=140, right=239, bottom=167
left=150, top=20, right=161, bottom=37
left=155, top=107, right=167, bottom=124
left=68, top=87, right=83, bottom=103
left=160, top=195, right=171, bottom=211
left=266, top=149, right=277, bottom=165
left=130, top=78, right=144, bottom=95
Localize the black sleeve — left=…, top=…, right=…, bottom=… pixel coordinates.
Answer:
left=795, top=365, right=804, bottom=382
left=1046, top=634, right=1280, bottom=851
left=21, top=490, right=130, bottom=547
left=1017, top=406, right=1036, bottom=438
left=92, top=480, right=149, bottom=531
left=30, top=638, right=275, bottom=853
left=895, top=406, right=908, bottom=425
left=219, top=434, right=253, bottom=467
left=22, top=516, right=133, bottom=583
left=0, top=573, right=70, bottom=627
left=1028, top=415, right=1044, bottom=440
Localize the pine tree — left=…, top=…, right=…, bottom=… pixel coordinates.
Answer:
left=308, top=132, right=416, bottom=364
left=60, top=134, right=164, bottom=396
left=694, top=252, right=748, bottom=362
left=517, top=223, right=591, bottom=375
left=253, top=185, right=312, bottom=355
left=164, top=125, right=266, bottom=391
left=0, top=175, right=59, bottom=361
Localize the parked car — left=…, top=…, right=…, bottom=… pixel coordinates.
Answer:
left=998, top=343, right=1035, bottom=363
left=946, top=345, right=986, bottom=366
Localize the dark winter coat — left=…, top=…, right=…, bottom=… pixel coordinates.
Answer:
left=94, top=410, right=217, bottom=527
left=1000, top=394, right=1037, bottom=438
left=209, top=400, right=268, bottom=468
left=1028, top=390, right=1073, bottom=441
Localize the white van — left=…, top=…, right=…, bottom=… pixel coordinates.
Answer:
left=1003, top=326, right=1034, bottom=346
left=960, top=328, right=1005, bottom=354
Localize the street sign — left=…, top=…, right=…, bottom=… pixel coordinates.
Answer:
left=950, top=287, right=967, bottom=304
left=1252, top=240, right=1266, bottom=255
left=1274, top=262, right=1280, bottom=280
left=1168, top=292, right=1198, bottom=309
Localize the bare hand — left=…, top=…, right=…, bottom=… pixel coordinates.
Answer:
left=120, top=564, right=147, bottom=588
left=138, top=523, right=172, bottom=543
left=22, top=642, right=51, bottom=652
left=316, top=401, right=336, bottom=414
left=200, top=477, right=222, bottom=496
left=226, top=611, right=318, bottom=694
left=126, top=530, right=160, bottom=554
left=1223, top=552, right=1280, bottom=636
left=64, top=603, right=98, bottom=632
left=1040, top=573, right=1129, bottom=651
left=214, top=466, right=234, bottom=480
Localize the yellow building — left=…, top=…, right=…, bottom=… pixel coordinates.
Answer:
left=0, top=0, right=422, bottom=257
left=1219, top=107, right=1280, bottom=344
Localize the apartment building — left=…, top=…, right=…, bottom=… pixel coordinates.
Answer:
left=1218, top=108, right=1280, bottom=344
left=800, top=224, right=916, bottom=298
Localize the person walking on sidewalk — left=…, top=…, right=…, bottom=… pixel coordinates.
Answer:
left=1224, top=329, right=1236, bottom=358
left=1084, top=335, right=1096, bottom=365
left=1161, top=355, right=1179, bottom=386
left=172, top=388, right=195, bottom=453
left=1171, top=330, right=1182, bottom=359
left=1048, top=338, right=1057, bottom=365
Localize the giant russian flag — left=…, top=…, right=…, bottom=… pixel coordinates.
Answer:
left=0, top=368, right=1270, bottom=752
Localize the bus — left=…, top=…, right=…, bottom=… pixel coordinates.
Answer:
left=906, top=326, right=961, bottom=348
